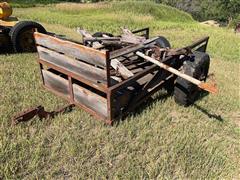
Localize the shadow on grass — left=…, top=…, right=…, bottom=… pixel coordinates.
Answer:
left=193, top=91, right=224, bottom=122
left=0, top=48, right=13, bottom=54
left=115, top=92, right=172, bottom=126
left=193, top=104, right=224, bottom=122
left=115, top=90, right=224, bottom=125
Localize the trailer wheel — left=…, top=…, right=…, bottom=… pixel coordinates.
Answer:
left=155, top=36, right=171, bottom=48
left=10, top=21, right=47, bottom=53
left=174, top=51, right=210, bottom=106
left=92, top=32, right=114, bottom=37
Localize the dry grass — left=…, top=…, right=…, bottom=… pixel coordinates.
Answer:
left=55, top=2, right=109, bottom=11
left=1, top=1, right=240, bottom=179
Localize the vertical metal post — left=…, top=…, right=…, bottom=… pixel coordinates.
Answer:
left=68, top=76, right=74, bottom=103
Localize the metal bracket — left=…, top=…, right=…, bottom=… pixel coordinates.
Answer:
left=12, top=104, right=75, bottom=125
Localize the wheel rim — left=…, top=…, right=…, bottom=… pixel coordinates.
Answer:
left=18, top=30, right=35, bottom=52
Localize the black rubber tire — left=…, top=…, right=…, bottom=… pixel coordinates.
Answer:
left=174, top=51, right=210, bottom=106
left=155, top=36, right=171, bottom=48
left=10, top=21, right=47, bottom=53
left=92, top=32, right=114, bottom=37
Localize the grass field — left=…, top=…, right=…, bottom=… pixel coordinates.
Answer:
left=1, top=1, right=240, bottom=179
left=11, top=0, right=60, bottom=7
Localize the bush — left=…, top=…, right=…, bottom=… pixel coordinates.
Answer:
left=229, top=14, right=240, bottom=28
left=10, top=0, right=240, bottom=25
left=159, top=0, right=240, bottom=23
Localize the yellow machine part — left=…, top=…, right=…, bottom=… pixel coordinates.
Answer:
left=0, top=19, right=16, bottom=26
left=0, top=2, right=12, bottom=19
left=0, top=2, right=18, bottom=27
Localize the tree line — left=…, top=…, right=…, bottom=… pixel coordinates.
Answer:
left=157, top=0, right=240, bottom=25
left=14, top=0, right=240, bottom=26
left=80, top=0, right=240, bottom=25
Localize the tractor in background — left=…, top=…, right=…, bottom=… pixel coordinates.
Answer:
left=0, top=1, right=46, bottom=52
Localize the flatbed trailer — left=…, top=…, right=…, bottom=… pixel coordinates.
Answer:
left=17, top=27, right=216, bottom=125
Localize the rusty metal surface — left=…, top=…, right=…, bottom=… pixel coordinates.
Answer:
left=32, top=28, right=213, bottom=124
left=12, top=104, right=75, bottom=125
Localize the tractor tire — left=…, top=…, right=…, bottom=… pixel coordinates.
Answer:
left=10, top=21, right=47, bottom=53
left=92, top=32, right=114, bottom=37
left=174, top=51, right=210, bottom=106
left=155, top=36, right=171, bottom=48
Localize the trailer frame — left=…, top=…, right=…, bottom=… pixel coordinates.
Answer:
left=34, top=28, right=210, bottom=125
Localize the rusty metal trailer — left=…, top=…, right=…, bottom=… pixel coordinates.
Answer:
left=25, top=27, right=216, bottom=125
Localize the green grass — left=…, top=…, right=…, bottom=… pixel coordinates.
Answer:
left=1, top=1, right=240, bottom=179
left=13, top=2, right=240, bottom=62
left=10, top=0, right=60, bottom=8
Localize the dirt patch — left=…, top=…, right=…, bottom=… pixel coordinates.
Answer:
left=200, top=20, right=220, bottom=27
left=55, top=2, right=108, bottom=11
